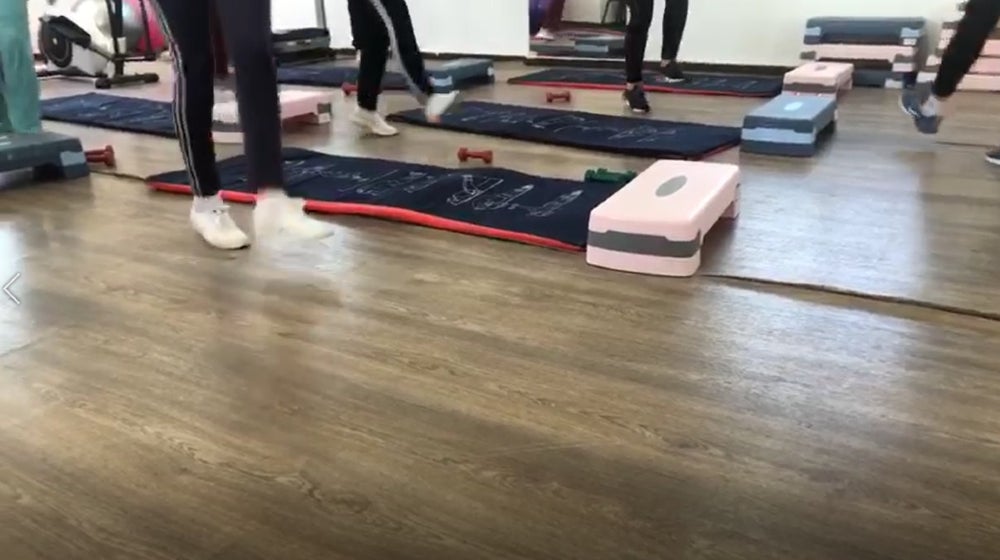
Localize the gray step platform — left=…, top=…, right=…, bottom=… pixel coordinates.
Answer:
left=574, top=36, right=625, bottom=56
left=852, top=68, right=914, bottom=88
left=426, top=59, right=495, bottom=91
left=0, top=131, right=88, bottom=185
left=804, top=17, right=927, bottom=46
left=741, top=94, right=837, bottom=157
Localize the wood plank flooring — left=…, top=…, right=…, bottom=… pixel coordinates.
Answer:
left=2, top=61, right=1000, bottom=559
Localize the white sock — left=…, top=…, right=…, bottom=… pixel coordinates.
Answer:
left=921, top=95, right=941, bottom=116
left=193, top=193, right=223, bottom=212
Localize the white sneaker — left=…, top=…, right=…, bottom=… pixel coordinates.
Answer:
left=350, top=107, right=399, bottom=136
left=534, top=28, right=555, bottom=41
left=425, top=91, right=459, bottom=123
left=190, top=195, right=250, bottom=250
left=253, top=190, right=335, bottom=241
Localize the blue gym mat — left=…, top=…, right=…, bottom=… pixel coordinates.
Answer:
left=508, top=68, right=783, bottom=98
left=41, top=93, right=176, bottom=137
left=388, top=101, right=741, bottom=159
left=147, top=148, right=623, bottom=250
left=277, top=60, right=409, bottom=90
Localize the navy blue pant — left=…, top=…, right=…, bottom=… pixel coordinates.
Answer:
left=152, top=0, right=282, bottom=196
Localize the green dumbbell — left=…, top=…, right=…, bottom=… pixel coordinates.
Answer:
left=584, top=168, right=638, bottom=184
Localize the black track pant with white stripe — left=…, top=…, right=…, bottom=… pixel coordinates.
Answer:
left=933, top=0, right=1000, bottom=98
left=348, top=0, right=433, bottom=111
left=151, top=0, right=282, bottom=197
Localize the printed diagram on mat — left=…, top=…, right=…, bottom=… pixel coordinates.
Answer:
left=514, top=68, right=775, bottom=91
left=453, top=106, right=681, bottom=145
left=270, top=159, right=586, bottom=219
left=41, top=93, right=175, bottom=135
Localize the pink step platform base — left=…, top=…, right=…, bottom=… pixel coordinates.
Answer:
left=586, top=160, right=740, bottom=277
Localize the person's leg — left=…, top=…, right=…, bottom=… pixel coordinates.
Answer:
left=659, top=0, right=689, bottom=82
left=0, top=0, right=42, bottom=133
left=902, top=0, right=1000, bottom=134
left=214, top=0, right=334, bottom=241
left=347, top=0, right=399, bottom=136
left=360, top=0, right=458, bottom=121
left=623, top=0, right=653, bottom=113
left=151, top=0, right=249, bottom=249
left=536, top=0, right=567, bottom=40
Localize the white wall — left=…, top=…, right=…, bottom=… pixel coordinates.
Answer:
left=563, top=0, right=605, bottom=24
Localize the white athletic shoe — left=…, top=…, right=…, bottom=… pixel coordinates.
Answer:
left=190, top=195, right=250, bottom=250
left=351, top=107, right=399, bottom=136
left=253, top=190, right=335, bottom=241
left=534, top=28, right=555, bottom=41
left=425, top=91, right=459, bottom=123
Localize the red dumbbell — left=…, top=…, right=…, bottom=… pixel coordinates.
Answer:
left=85, top=145, right=115, bottom=168
left=457, top=148, right=493, bottom=164
left=342, top=82, right=358, bottom=96
left=546, top=90, right=571, bottom=103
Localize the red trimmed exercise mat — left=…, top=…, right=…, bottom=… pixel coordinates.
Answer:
left=508, top=68, right=783, bottom=98
left=146, top=148, right=626, bottom=251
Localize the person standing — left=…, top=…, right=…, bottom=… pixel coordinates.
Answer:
left=659, top=0, right=689, bottom=83
left=901, top=0, right=1000, bottom=165
left=151, top=0, right=334, bottom=250
left=347, top=0, right=459, bottom=136
left=622, top=0, right=654, bottom=113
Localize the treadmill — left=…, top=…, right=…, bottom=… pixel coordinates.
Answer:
left=272, top=0, right=334, bottom=65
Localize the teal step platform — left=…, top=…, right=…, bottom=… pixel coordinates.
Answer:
left=741, top=94, right=837, bottom=157
left=0, top=131, right=89, bottom=184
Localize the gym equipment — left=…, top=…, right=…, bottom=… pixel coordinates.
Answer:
left=388, top=101, right=741, bottom=160
left=278, top=58, right=495, bottom=93
left=41, top=93, right=175, bottom=136
left=800, top=17, right=926, bottom=89
left=546, top=90, right=572, bottom=103
left=573, top=36, right=625, bottom=57
left=457, top=148, right=493, bottom=164
left=586, top=160, right=739, bottom=277
left=783, top=62, right=854, bottom=98
left=85, top=145, right=115, bottom=167
left=0, top=131, right=90, bottom=184
left=146, top=147, right=625, bottom=250
left=212, top=90, right=333, bottom=144
left=920, top=2, right=1000, bottom=91
left=272, top=0, right=333, bottom=64
left=37, top=0, right=163, bottom=89
left=585, top=168, right=637, bottom=184
left=741, top=94, right=836, bottom=157
left=508, top=69, right=782, bottom=98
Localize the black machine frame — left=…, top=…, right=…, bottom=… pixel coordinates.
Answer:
left=37, top=0, right=161, bottom=89
left=272, top=0, right=335, bottom=65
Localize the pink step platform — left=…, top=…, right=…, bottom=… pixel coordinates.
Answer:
left=918, top=71, right=1000, bottom=91
left=937, top=35, right=1000, bottom=57
left=926, top=54, right=1000, bottom=75
left=801, top=44, right=917, bottom=72
left=212, top=89, right=333, bottom=144
left=586, top=161, right=740, bottom=277
left=783, top=62, right=853, bottom=98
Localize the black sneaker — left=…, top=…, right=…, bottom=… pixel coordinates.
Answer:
left=623, top=86, right=650, bottom=114
left=986, top=147, right=1000, bottom=166
left=660, top=60, right=687, bottom=83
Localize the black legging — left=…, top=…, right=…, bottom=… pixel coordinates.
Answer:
left=933, top=0, right=1000, bottom=98
left=661, top=0, right=689, bottom=61
left=624, top=0, right=653, bottom=83
left=625, top=0, right=689, bottom=83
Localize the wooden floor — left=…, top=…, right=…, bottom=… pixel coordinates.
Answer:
left=2, top=61, right=1000, bottom=559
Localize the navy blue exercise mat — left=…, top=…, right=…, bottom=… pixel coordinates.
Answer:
left=387, top=101, right=741, bottom=160
left=508, top=68, right=783, bottom=98
left=277, top=61, right=409, bottom=89
left=147, top=148, right=623, bottom=251
left=41, top=93, right=176, bottom=137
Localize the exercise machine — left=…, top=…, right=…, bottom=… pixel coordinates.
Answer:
left=272, top=0, right=334, bottom=65
left=36, top=0, right=163, bottom=89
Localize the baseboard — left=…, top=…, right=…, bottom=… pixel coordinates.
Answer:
left=522, top=55, right=792, bottom=77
